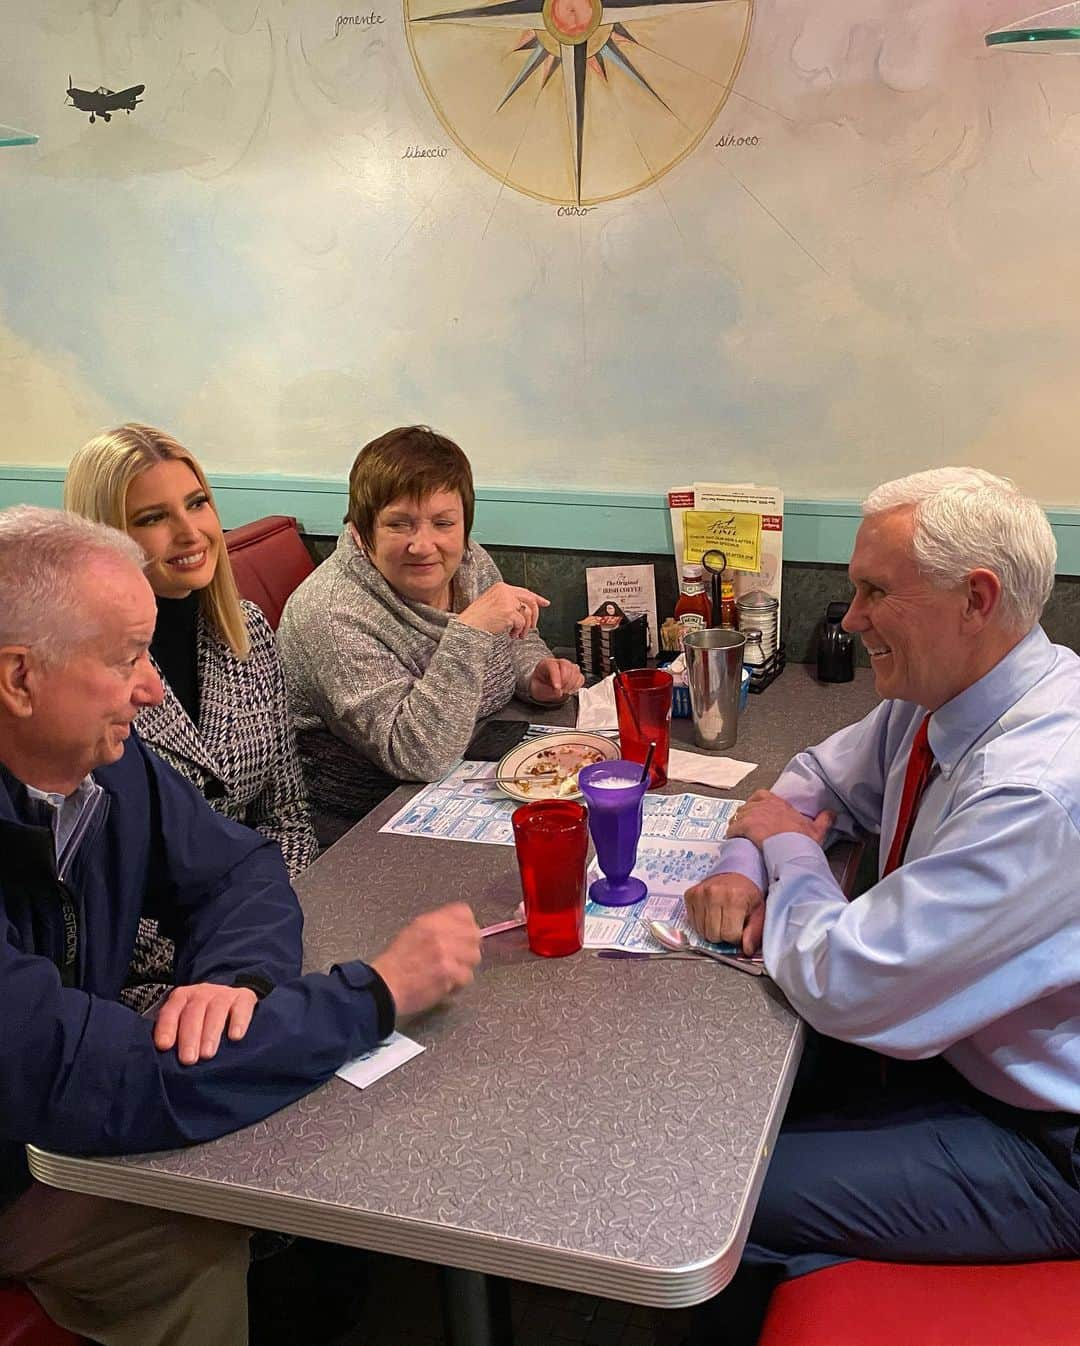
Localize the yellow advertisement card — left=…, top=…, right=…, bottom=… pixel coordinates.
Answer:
left=683, top=511, right=762, bottom=571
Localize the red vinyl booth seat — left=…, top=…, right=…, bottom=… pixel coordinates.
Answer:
left=224, top=515, right=315, bottom=631
left=0, top=1283, right=83, bottom=1346
left=757, top=1258, right=1080, bottom=1346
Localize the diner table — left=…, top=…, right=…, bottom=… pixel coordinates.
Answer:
left=28, top=665, right=880, bottom=1344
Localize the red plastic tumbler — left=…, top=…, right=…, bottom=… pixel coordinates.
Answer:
left=511, top=800, right=589, bottom=958
left=614, top=668, right=673, bottom=788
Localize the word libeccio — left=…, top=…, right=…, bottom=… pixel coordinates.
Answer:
left=402, top=145, right=448, bottom=158
left=715, top=133, right=760, bottom=148
left=335, top=12, right=384, bottom=35
left=556, top=205, right=594, bottom=216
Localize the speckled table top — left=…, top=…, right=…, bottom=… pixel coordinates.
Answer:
left=29, top=667, right=880, bottom=1308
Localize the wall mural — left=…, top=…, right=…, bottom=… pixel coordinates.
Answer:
left=1, top=1, right=1078, bottom=503
left=404, top=0, right=750, bottom=203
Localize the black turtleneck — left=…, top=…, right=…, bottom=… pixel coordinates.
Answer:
left=150, top=593, right=200, bottom=725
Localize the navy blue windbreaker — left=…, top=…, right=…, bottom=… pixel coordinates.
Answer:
left=0, top=735, right=391, bottom=1207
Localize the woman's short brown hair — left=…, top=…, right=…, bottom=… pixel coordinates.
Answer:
left=346, top=426, right=475, bottom=549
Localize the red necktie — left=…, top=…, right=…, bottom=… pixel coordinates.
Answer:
left=882, top=716, right=935, bottom=877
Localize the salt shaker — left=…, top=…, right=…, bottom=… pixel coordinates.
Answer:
left=742, top=627, right=766, bottom=668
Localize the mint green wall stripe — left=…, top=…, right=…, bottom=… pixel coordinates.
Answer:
left=3, top=467, right=1080, bottom=571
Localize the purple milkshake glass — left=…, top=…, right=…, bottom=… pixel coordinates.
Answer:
left=578, top=759, right=649, bottom=907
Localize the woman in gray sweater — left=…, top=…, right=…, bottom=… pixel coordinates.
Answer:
left=278, top=425, right=584, bottom=845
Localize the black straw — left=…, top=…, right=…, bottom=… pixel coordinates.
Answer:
left=640, top=741, right=656, bottom=785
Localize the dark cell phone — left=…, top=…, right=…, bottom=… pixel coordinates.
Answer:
left=463, top=719, right=531, bottom=761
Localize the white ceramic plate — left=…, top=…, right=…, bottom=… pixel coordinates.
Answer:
left=495, top=732, right=619, bottom=803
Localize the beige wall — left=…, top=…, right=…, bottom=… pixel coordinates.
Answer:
left=1, top=1, right=1077, bottom=503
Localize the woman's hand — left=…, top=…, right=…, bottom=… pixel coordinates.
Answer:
left=457, top=582, right=549, bottom=638
left=529, top=657, right=585, bottom=703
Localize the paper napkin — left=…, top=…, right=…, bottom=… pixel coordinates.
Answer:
left=576, top=675, right=618, bottom=731
left=666, top=748, right=756, bottom=789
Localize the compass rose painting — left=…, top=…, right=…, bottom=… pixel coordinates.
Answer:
left=404, top=0, right=752, bottom=203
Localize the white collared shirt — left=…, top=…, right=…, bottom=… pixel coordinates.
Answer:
left=716, top=626, right=1080, bottom=1112
left=24, top=774, right=104, bottom=880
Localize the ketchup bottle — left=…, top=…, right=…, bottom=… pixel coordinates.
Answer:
left=674, top=563, right=712, bottom=630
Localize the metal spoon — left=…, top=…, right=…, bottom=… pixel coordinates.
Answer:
left=643, top=919, right=767, bottom=977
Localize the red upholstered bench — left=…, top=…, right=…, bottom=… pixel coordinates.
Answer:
left=757, top=1259, right=1080, bottom=1346
left=0, top=1282, right=84, bottom=1346
left=224, top=514, right=315, bottom=631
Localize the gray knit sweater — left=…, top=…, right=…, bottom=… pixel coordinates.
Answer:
left=277, top=530, right=554, bottom=786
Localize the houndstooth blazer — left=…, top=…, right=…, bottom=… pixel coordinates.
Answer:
left=121, top=601, right=318, bottom=1010
left=135, top=600, right=319, bottom=878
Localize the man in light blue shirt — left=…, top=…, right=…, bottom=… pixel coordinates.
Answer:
left=687, top=468, right=1080, bottom=1344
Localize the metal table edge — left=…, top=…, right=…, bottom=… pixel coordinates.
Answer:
left=28, top=1099, right=787, bottom=1312
left=720, top=1017, right=807, bottom=1259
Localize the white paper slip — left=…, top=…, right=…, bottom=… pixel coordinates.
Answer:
left=335, top=1032, right=425, bottom=1089
left=666, top=748, right=756, bottom=790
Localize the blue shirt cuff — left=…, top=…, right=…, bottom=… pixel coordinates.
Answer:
left=761, top=831, right=831, bottom=887
left=713, top=836, right=768, bottom=890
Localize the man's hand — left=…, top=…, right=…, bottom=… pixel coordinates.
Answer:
left=529, top=657, right=585, bottom=704
left=457, top=583, right=549, bottom=639
left=371, top=902, right=483, bottom=1018
left=153, top=984, right=259, bottom=1066
left=725, top=790, right=835, bottom=850
left=684, top=873, right=766, bottom=955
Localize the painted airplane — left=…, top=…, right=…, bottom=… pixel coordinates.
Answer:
left=65, top=77, right=145, bottom=124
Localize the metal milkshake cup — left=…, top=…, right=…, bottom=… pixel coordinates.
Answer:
left=683, top=628, right=746, bottom=751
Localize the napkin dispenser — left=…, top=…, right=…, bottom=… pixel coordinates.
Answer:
left=816, top=601, right=855, bottom=683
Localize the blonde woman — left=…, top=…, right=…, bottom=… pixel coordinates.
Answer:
left=66, top=424, right=318, bottom=1006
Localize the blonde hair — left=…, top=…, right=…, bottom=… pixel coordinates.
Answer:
left=64, top=423, right=250, bottom=659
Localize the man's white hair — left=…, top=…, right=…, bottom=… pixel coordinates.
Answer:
left=0, top=505, right=147, bottom=662
left=863, top=467, right=1056, bottom=631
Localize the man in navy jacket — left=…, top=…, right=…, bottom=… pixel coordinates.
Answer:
left=0, top=505, right=482, bottom=1346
